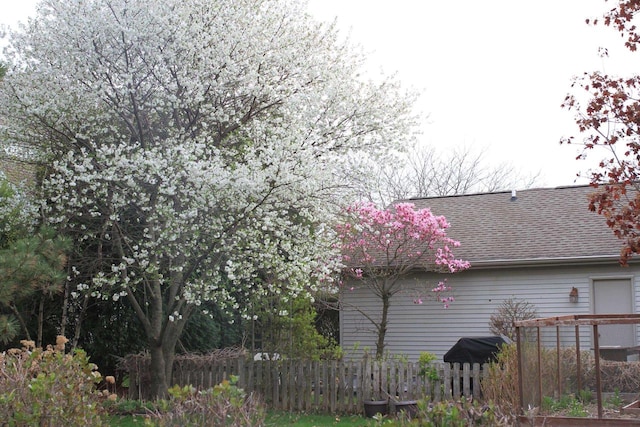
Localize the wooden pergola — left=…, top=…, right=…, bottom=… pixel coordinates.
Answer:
left=515, top=314, right=640, bottom=426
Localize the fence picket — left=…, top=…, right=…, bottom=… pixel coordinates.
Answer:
left=462, top=363, right=471, bottom=397
left=472, top=363, right=481, bottom=397
left=333, top=360, right=340, bottom=413
left=452, top=362, right=460, bottom=397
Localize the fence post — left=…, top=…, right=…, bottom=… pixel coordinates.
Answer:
left=329, top=360, right=338, bottom=413
left=472, top=363, right=481, bottom=399
left=282, top=360, right=289, bottom=411
left=372, top=360, right=381, bottom=400
left=443, top=363, right=452, bottom=400
left=362, top=359, right=371, bottom=402
left=380, top=361, right=388, bottom=401
left=296, top=360, right=305, bottom=411
left=388, top=362, right=397, bottom=401
left=237, top=358, right=245, bottom=389
left=313, top=360, right=320, bottom=408
left=271, top=361, right=281, bottom=410
left=462, top=363, right=471, bottom=397
left=452, top=363, right=460, bottom=398
left=289, top=360, right=296, bottom=411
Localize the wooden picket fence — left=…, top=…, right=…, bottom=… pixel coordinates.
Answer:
left=125, top=356, right=490, bottom=413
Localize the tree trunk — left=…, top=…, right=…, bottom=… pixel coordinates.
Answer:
left=376, top=293, right=390, bottom=359
left=60, top=278, right=71, bottom=338
left=149, top=342, right=169, bottom=399
left=147, top=319, right=187, bottom=399
left=9, top=302, right=30, bottom=341
left=71, top=294, right=90, bottom=349
left=37, top=294, right=44, bottom=348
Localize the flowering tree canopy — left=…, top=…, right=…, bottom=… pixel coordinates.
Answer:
left=335, top=202, right=469, bottom=358
left=0, top=0, right=416, bottom=397
left=562, top=0, right=640, bottom=265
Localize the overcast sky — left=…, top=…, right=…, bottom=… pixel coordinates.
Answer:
left=2, top=0, right=636, bottom=188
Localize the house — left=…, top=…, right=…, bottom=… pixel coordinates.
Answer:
left=0, top=157, right=36, bottom=187
left=339, top=185, right=640, bottom=361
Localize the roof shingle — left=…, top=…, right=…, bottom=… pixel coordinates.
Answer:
left=406, top=185, right=622, bottom=265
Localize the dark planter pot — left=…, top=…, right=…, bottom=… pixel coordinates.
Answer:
left=363, top=399, right=389, bottom=418
left=393, top=400, right=418, bottom=419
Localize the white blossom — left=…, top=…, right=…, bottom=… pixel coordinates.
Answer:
left=0, top=0, right=416, bottom=391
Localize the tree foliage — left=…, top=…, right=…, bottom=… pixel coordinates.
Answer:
left=245, top=294, right=339, bottom=360
left=0, top=174, right=36, bottom=247
left=0, top=174, right=69, bottom=347
left=0, top=227, right=70, bottom=346
left=341, top=144, right=540, bottom=207
left=0, top=0, right=416, bottom=397
left=562, top=0, right=640, bottom=264
left=335, top=202, right=469, bottom=358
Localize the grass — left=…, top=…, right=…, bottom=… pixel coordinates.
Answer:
left=109, top=411, right=378, bottom=426
left=109, top=415, right=148, bottom=427
left=265, top=411, right=378, bottom=426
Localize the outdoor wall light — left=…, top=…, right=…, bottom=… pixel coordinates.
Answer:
left=569, top=287, right=579, bottom=303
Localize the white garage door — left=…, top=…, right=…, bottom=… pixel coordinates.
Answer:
left=593, top=279, right=635, bottom=347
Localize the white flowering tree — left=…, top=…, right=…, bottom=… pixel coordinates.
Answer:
left=0, top=0, right=416, bottom=397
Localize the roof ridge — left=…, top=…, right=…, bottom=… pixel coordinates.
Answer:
left=404, top=183, right=593, bottom=203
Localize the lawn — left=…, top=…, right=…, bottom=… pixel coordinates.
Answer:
left=109, top=411, right=377, bottom=426
left=109, top=415, right=147, bottom=427
left=265, top=412, right=377, bottom=426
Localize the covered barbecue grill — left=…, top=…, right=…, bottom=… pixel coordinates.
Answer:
left=443, top=336, right=508, bottom=364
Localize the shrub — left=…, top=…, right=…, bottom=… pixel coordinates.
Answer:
left=417, top=352, right=439, bottom=382
left=380, top=397, right=514, bottom=426
left=481, top=343, right=519, bottom=410
left=0, top=337, right=106, bottom=426
left=147, top=376, right=265, bottom=426
left=488, top=298, right=537, bottom=341
left=102, top=398, right=157, bottom=416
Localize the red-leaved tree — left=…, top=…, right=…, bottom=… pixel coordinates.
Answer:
left=562, top=0, right=640, bottom=265
left=335, top=202, right=470, bottom=358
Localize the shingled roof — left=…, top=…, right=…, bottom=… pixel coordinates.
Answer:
left=406, top=185, right=623, bottom=267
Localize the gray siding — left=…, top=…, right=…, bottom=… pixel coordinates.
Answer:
left=340, top=263, right=640, bottom=361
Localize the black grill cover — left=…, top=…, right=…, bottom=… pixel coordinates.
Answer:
left=443, top=336, right=507, bottom=364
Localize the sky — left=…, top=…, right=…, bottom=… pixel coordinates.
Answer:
left=2, top=0, right=637, bottom=188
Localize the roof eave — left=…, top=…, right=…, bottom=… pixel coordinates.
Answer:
left=467, top=254, right=627, bottom=269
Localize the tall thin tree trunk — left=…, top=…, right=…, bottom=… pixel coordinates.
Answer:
left=9, top=302, right=30, bottom=341
left=37, top=294, right=44, bottom=348
left=60, top=278, right=72, bottom=338
left=71, top=294, right=90, bottom=349
left=376, top=293, right=390, bottom=359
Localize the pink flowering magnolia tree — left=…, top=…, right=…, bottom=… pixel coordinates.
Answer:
left=335, top=202, right=470, bottom=358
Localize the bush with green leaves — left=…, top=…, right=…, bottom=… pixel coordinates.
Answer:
left=0, top=338, right=106, bottom=426
left=245, top=294, right=341, bottom=360
left=146, top=376, right=265, bottom=427
left=417, top=352, right=439, bottom=382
